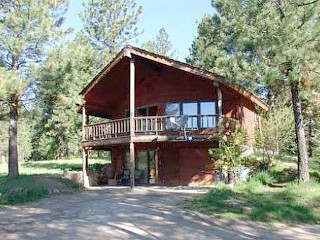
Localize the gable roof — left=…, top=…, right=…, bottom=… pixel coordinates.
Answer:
left=81, top=45, right=269, bottom=111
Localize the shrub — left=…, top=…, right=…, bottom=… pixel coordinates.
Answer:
left=250, top=171, right=274, bottom=185
left=209, top=130, right=247, bottom=184
left=209, top=130, right=247, bottom=168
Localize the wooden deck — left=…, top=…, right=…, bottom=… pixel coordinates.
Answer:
left=82, top=115, right=239, bottom=147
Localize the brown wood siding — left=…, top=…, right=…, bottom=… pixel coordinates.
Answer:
left=239, top=98, right=257, bottom=146
left=178, top=148, right=211, bottom=184
left=109, top=59, right=250, bottom=120
left=85, top=57, right=261, bottom=147
left=158, top=143, right=213, bottom=186
left=111, top=61, right=221, bottom=119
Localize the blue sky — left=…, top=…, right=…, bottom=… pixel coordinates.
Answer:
left=64, top=0, right=216, bottom=61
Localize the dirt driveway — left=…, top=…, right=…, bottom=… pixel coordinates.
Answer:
left=0, top=187, right=319, bottom=240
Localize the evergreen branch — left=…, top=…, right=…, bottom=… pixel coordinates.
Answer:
left=0, top=98, right=8, bottom=104
left=297, top=13, right=307, bottom=29
left=297, top=0, right=319, bottom=6
left=274, top=0, right=286, bottom=20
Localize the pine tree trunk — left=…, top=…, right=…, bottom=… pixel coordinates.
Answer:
left=291, top=82, right=309, bottom=182
left=8, top=102, right=19, bottom=178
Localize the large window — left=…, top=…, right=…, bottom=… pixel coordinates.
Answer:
left=125, top=105, right=158, bottom=118
left=182, top=103, right=198, bottom=128
left=137, top=105, right=158, bottom=116
left=200, top=102, right=216, bottom=127
left=165, top=103, right=180, bottom=116
left=165, top=101, right=217, bottom=128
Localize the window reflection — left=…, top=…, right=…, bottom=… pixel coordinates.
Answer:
left=165, top=101, right=217, bottom=129
left=183, top=103, right=197, bottom=128
left=165, top=103, right=180, bottom=116
left=200, top=102, right=216, bottom=127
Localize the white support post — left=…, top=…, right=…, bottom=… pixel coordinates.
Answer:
left=82, top=106, right=89, bottom=187
left=82, top=149, right=89, bottom=187
left=217, top=84, right=223, bottom=125
left=82, top=106, right=87, bottom=141
left=129, top=57, right=135, bottom=189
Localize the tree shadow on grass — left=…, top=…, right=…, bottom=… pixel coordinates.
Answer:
left=268, top=167, right=298, bottom=184
left=22, top=161, right=109, bottom=173
left=188, top=186, right=320, bottom=224
left=23, top=162, right=83, bottom=172
left=269, top=166, right=320, bottom=185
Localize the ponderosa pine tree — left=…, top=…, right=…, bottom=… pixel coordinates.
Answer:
left=32, top=36, right=99, bottom=159
left=80, top=0, right=143, bottom=63
left=32, top=0, right=143, bottom=159
left=188, top=0, right=320, bottom=182
left=142, top=28, right=176, bottom=58
left=0, top=68, right=29, bottom=176
left=0, top=0, right=69, bottom=176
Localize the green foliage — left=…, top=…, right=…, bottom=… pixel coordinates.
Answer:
left=0, top=0, right=70, bottom=175
left=189, top=0, right=320, bottom=92
left=0, top=157, right=110, bottom=176
left=80, top=0, right=142, bottom=62
left=256, top=106, right=296, bottom=166
left=187, top=178, right=320, bottom=224
left=0, top=176, right=48, bottom=204
left=29, top=1, right=144, bottom=160
left=0, top=68, right=33, bottom=163
left=0, top=114, right=37, bottom=161
left=188, top=0, right=320, bottom=106
left=0, top=68, right=29, bottom=99
left=189, top=0, right=320, bottom=182
left=142, top=28, right=177, bottom=58
left=313, top=123, right=320, bottom=158
left=250, top=171, right=274, bottom=186
left=0, top=0, right=70, bottom=70
left=31, top=38, right=99, bottom=160
left=17, top=114, right=37, bottom=161
left=187, top=156, right=320, bottom=223
left=209, top=130, right=247, bottom=169
left=0, top=174, right=83, bottom=205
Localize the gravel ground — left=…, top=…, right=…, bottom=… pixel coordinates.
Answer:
left=0, top=187, right=319, bottom=240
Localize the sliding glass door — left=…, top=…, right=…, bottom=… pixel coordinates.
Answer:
left=124, top=150, right=156, bottom=185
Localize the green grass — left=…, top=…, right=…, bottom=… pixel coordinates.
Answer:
left=187, top=156, right=320, bottom=224
left=0, top=157, right=110, bottom=176
left=0, top=175, right=48, bottom=204
left=0, top=157, right=110, bottom=205
left=187, top=180, right=320, bottom=224
left=250, top=171, right=274, bottom=185
left=0, top=175, right=82, bottom=205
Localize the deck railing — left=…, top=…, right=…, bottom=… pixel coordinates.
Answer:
left=84, top=118, right=130, bottom=141
left=83, top=115, right=238, bottom=141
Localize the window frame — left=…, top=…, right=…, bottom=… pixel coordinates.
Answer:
left=165, top=100, right=218, bottom=129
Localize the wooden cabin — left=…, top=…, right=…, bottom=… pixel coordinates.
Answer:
left=80, top=46, right=269, bottom=187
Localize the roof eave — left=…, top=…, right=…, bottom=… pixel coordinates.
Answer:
left=81, top=45, right=270, bottom=112
left=80, top=48, right=131, bottom=96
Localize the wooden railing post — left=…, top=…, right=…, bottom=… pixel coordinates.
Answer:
left=129, top=56, right=135, bottom=189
